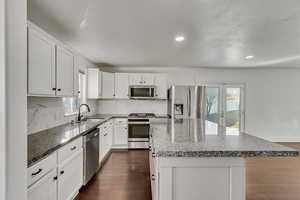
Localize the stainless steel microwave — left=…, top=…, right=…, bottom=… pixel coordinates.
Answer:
left=129, top=85, right=156, bottom=99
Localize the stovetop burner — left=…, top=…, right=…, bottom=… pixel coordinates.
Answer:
left=128, top=113, right=156, bottom=118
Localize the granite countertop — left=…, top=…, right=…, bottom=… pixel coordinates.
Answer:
left=28, top=114, right=128, bottom=167
left=150, top=119, right=299, bottom=158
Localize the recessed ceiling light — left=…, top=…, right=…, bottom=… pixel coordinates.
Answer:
left=245, top=55, right=254, bottom=60
left=175, top=36, right=185, bottom=42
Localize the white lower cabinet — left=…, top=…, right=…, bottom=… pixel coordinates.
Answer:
left=28, top=169, right=57, bottom=200
left=99, top=120, right=114, bottom=164
left=58, top=149, right=83, bottom=200
left=113, top=119, right=128, bottom=148
left=151, top=156, right=245, bottom=200
left=28, top=137, right=83, bottom=200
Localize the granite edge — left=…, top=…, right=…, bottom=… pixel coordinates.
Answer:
left=154, top=150, right=299, bottom=158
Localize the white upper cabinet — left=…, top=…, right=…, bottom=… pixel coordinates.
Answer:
left=56, top=46, right=74, bottom=97
left=154, top=74, right=168, bottom=99
left=102, top=72, right=115, bottom=99
left=129, top=73, right=141, bottom=85
left=27, top=27, right=56, bottom=96
left=27, top=22, right=78, bottom=97
left=87, top=68, right=102, bottom=99
left=129, top=73, right=154, bottom=85
left=142, top=73, right=154, bottom=85
left=115, top=73, right=129, bottom=99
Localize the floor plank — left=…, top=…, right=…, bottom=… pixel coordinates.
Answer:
left=75, top=150, right=151, bottom=200
left=76, top=143, right=300, bottom=200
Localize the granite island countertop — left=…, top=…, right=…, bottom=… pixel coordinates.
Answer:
left=28, top=114, right=128, bottom=167
left=150, top=119, right=299, bottom=158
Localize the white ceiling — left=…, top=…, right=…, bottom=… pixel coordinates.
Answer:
left=28, top=0, right=300, bottom=67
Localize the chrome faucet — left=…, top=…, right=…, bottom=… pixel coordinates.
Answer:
left=77, top=104, right=91, bottom=122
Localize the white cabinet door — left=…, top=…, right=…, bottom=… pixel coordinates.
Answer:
left=107, top=120, right=114, bottom=149
left=56, top=46, right=74, bottom=97
left=88, top=68, right=102, bottom=99
left=154, top=74, right=168, bottom=99
left=129, top=73, right=154, bottom=85
left=149, top=151, right=157, bottom=200
left=129, top=73, right=142, bottom=85
left=142, top=73, right=154, bottom=85
left=99, top=125, right=105, bottom=163
left=57, top=149, right=83, bottom=200
left=102, top=72, right=115, bottom=99
left=28, top=27, right=56, bottom=96
left=28, top=169, right=57, bottom=200
left=113, top=126, right=128, bottom=146
left=115, top=73, right=129, bottom=99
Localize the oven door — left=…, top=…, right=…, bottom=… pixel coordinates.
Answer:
left=128, top=120, right=150, bottom=142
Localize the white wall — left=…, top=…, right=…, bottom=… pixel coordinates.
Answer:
left=0, top=0, right=6, bottom=199
left=5, top=0, right=27, bottom=200
left=99, top=66, right=300, bottom=142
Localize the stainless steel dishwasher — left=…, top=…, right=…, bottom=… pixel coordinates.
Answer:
left=83, top=128, right=100, bottom=185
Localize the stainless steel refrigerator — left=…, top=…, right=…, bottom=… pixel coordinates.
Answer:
left=168, top=85, right=206, bottom=119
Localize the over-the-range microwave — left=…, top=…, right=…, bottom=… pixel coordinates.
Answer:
left=129, top=85, right=156, bottom=99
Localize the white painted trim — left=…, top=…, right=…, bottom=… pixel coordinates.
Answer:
left=0, top=0, right=6, bottom=199
left=5, top=0, right=27, bottom=199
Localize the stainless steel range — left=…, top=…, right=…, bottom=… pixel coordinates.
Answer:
left=128, top=113, right=156, bottom=149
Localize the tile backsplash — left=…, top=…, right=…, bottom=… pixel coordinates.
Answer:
left=97, top=99, right=168, bottom=114
left=27, top=97, right=97, bottom=134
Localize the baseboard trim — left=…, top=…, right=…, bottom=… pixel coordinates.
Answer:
left=261, top=137, right=300, bottom=143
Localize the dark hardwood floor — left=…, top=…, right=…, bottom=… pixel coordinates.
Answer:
left=75, top=150, right=151, bottom=200
left=76, top=143, right=300, bottom=200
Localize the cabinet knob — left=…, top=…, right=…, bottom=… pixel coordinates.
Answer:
left=52, top=88, right=56, bottom=91
left=60, top=170, right=65, bottom=175
left=53, top=176, right=58, bottom=181
left=57, top=88, right=61, bottom=91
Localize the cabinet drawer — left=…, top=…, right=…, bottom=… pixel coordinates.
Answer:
left=114, top=118, right=128, bottom=125
left=57, top=137, right=82, bottom=164
left=27, top=153, right=57, bottom=187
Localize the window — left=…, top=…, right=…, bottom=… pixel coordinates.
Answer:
left=63, top=71, right=87, bottom=116
left=63, top=97, right=79, bottom=116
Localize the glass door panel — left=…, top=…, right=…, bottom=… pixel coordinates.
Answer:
left=224, top=87, right=241, bottom=135
left=204, top=87, right=220, bottom=134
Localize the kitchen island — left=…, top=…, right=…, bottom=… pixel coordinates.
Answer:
left=149, top=119, right=298, bottom=200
